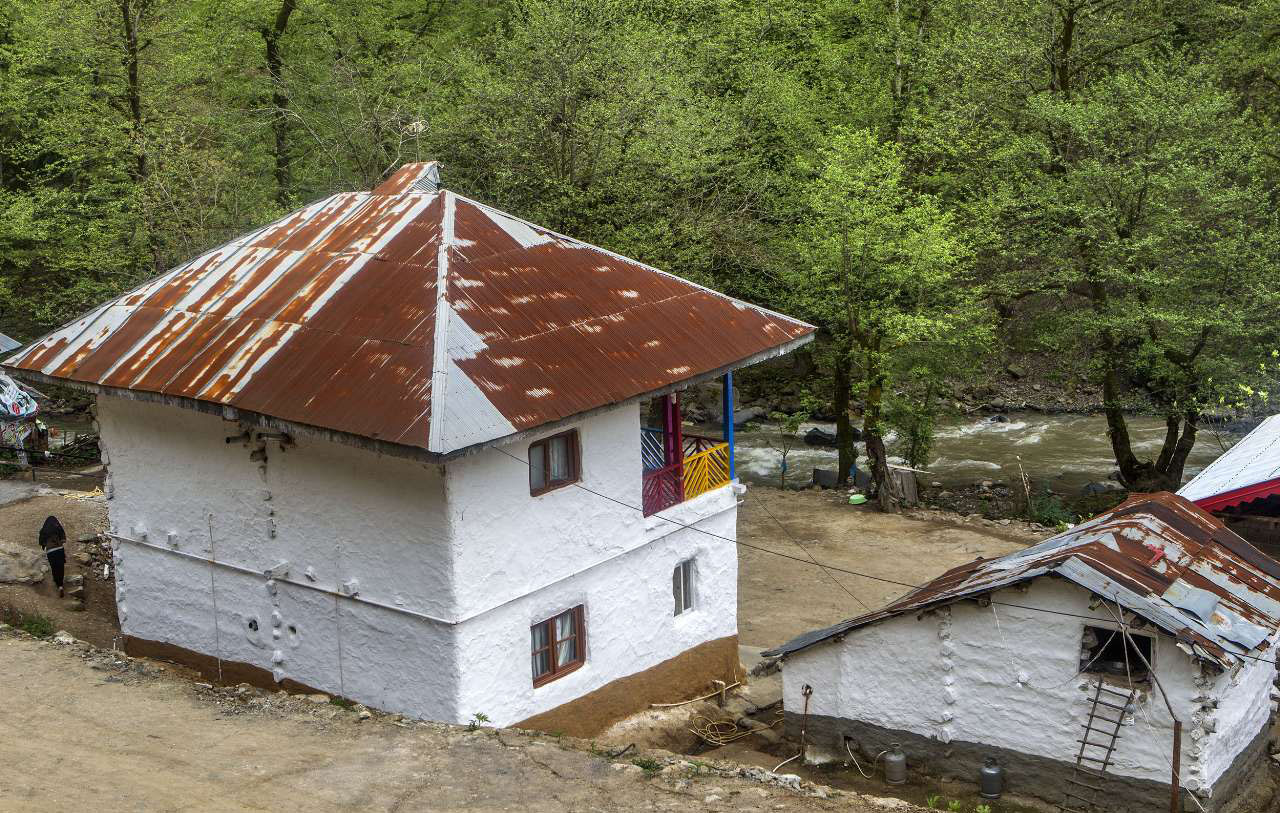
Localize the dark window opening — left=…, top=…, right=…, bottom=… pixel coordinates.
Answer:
left=529, top=430, right=580, bottom=495
left=1081, top=625, right=1152, bottom=680
left=531, top=605, right=585, bottom=686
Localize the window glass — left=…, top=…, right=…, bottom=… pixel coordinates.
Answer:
left=529, top=443, right=546, bottom=491
left=555, top=610, right=577, bottom=664
left=549, top=435, right=571, bottom=481
left=674, top=560, right=694, bottom=615
left=531, top=622, right=550, bottom=678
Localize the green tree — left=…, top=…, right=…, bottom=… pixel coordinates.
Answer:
left=793, top=129, right=986, bottom=511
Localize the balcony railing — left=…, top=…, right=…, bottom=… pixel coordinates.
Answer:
left=641, top=429, right=731, bottom=515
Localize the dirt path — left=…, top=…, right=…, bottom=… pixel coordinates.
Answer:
left=737, top=487, right=1040, bottom=647
left=0, top=487, right=115, bottom=646
left=0, top=629, right=915, bottom=813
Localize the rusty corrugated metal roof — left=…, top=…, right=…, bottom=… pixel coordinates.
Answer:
left=765, top=492, right=1280, bottom=669
left=2, top=162, right=814, bottom=457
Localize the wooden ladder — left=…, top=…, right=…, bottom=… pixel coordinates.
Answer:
left=1057, top=681, right=1136, bottom=813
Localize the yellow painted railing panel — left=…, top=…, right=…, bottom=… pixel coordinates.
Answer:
left=683, top=442, right=730, bottom=501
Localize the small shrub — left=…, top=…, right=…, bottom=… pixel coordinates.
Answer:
left=19, top=612, right=55, bottom=638
left=925, top=795, right=943, bottom=809
left=1028, top=490, right=1074, bottom=527
left=467, top=712, right=490, bottom=731
left=631, top=756, right=662, bottom=775
left=329, top=697, right=355, bottom=710
left=947, top=801, right=963, bottom=813
left=975, top=805, right=992, bottom=813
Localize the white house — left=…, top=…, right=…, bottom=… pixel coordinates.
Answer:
left=1179, top=415, right=1280, bottom=560
left=3, top=161, right=813, bottom=735
left=766, top=493, right=1280, bottom=812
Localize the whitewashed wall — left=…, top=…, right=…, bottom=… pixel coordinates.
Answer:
left=100, top=395, right=459, bottom=720
left=446, top=405, right=739, bottom=726
left=100, top=395, right=740, bottom=727
left=781, top=578, right=1276, bottom=796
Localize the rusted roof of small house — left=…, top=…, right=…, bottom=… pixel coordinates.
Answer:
left=1178, top=415, right=1280, bottom=511
left=765, top=493, right=1280, bottom=669
left=2, top=162, right=813, bottom=458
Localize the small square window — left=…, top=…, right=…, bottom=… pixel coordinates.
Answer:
left=673, top=559, right=694, bottom=615
left=531, top=606, right=585, bottom=686
left=1081, top=625, right=1153, bottom=680
left=529, top=430, right=580, bottom=495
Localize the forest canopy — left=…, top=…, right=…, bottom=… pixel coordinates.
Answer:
left=2, top=0, right=1278, bottom=497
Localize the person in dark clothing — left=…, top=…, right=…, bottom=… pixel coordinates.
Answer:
left=39, top=516, right=66, bottom=597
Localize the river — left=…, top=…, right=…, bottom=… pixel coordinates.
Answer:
left=727, top=413, right=1246, bottom=493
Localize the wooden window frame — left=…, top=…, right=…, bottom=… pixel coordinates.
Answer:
left=528, top=430, right=581, bottom=496
left=673, top=559, right=694, bottom=616
left=531, top=605, right=586, bottom=687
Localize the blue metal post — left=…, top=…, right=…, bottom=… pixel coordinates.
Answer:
left=722, top=371, right=735, bottom=480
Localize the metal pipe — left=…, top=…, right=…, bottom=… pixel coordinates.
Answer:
left=721, top=371, right=735, bottom=480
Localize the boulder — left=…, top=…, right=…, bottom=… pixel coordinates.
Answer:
left=1081, top=481, right=1122, bottom=496
left=1006, top=364, right=1027, bottom=379
left=811, top=469, right=840, bottom=490
left=990, top=414, right=1009, bottom=423
left=0, top=542, right=48, bottom=584
left=803, top=427, right=838, bottom=447
left=732, top=406, right=767, bottom=427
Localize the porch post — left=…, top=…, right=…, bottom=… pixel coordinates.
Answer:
left=722, top=372, right=735, bottom=480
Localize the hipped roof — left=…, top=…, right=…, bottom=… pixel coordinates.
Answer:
left=3, top=162, right=813, bottom=459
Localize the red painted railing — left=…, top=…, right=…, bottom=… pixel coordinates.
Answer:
left=642, top=461, right=684, bottom=516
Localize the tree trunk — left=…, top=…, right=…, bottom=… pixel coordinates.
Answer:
left=120, top=0, right=146, bottom=184
left=833, top=346, right=857, bottom=485
left=863, top=355, right=898, bottom=513
left=263, top=0, right=298, bottom=207
left=1102, top=364, right=1196, bottom=492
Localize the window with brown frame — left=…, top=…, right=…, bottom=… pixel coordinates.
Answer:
left=529, top=430, right=580, bottom=495
left=531, top=606, right=585, bottom=686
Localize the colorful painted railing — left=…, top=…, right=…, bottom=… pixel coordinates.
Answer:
left=642, top=460, right=684, bottom=515
left=683, top=442, right=730, bottom=501
left=640, top=426, right=666, bottom=472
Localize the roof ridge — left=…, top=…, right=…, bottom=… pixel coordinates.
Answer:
left=427, top=190, right=456, bottom=453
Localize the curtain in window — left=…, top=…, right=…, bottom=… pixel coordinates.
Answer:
left=531, top=623, right=550, bottom=677
left=549, top=436, right=571, bottom=481
left=554, top=611, right=577, bottom=665
left=529, top=443, right=547, bottom=490
left=673, top=566, right=683, bottom=615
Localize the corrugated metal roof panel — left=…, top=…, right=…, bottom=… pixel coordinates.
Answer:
left=3, top=162, right=813, bottom=457
left=764, top=492, right=1280, bottom=669
left=1178, top=415, right=1280, bottom=509
left=0, top=333, right=20, bottom=354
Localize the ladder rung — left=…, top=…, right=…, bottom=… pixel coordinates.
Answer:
left=1078, top=755, right=1111, bottom=764
left=1077, top=737, right=1117, bottom=749
left=1063, top=791, right=1094, bottom=804
left=1075, top=767, right=1107, bottom=780
left=1095, top=684, right=1134, bottom=698
left=1083, top=714, right=1123, bottom=727
left=1065, top=777, right=1103, bottom=792
left=1092, top=699, right=1129, bottom=711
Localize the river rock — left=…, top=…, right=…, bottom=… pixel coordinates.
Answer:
left=733, top=406, right=767, bottom=427
left=804, top=427, right=838, bottom=447
left=990, top=414, right=1009, bottom=423
left=0, top=542, right=48, bottom=584
left=1081, top=481, right=1122, bottom=496
left=1006, top=364, right=1027, bottom=379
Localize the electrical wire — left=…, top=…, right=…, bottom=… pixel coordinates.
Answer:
left=753, top=495, right=871, bottom=613
left=492, top=445, right=1280, bottom=666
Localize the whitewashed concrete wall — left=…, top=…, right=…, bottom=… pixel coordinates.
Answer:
left=447, top=405, right=739, bottom=726
left=99, top=395, right=459, bottom=720
left=100, top=396, right=739, bottom=728
left=781, top=577, right=1276, bottom=797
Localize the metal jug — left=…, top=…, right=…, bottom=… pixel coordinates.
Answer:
left=979, top=756, right=1004, bottom=799
left=884, top=743, right=907, bottom=785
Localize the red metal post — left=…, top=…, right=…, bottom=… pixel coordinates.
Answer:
left=1171, top=720, right=1182, bottom=813
left=672, top=394, right=685, bottom=502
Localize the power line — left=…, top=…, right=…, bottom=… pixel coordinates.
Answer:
left=492, top=446, right=1278, bottom=666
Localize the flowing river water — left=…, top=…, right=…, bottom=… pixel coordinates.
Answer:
left=728, top=413, right=1247, bottom=493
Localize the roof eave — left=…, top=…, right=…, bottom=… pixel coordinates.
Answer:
left=4, top=328, right=813, bottom=465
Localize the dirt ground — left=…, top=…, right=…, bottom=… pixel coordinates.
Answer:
left=0, top=483, right=115, bottom=647
left=737, top=486, right=1040, bottom=648
left=0, top=627, right=918, bottom=813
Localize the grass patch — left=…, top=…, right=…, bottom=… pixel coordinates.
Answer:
left=329, top=697, right=355, bottom=710
left=631, top=756, right=662, bottom=776
left=2, top=607, right=56, bottom=638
